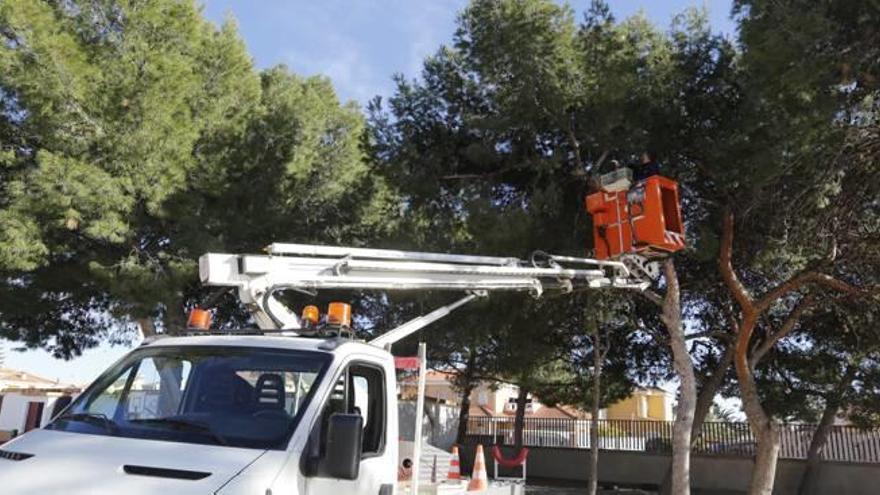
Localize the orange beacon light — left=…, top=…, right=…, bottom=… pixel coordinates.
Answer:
left=187, top=308, right=212, bottom=330
left=301, top=305, right=320, bottom=326
left=327, top=302, right=352, bottom=328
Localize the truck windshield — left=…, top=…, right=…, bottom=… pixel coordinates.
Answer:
left=47, top=346, right=330, bottom=450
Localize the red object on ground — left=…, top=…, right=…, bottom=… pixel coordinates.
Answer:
left=491, top=445, right=530, bottom=468
left=585, top=175, right=685, bottom=260
left=394, top=357, right=421, bottom=370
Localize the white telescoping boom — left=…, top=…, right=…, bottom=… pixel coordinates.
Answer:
left=198, top=243, right=650, bottom=346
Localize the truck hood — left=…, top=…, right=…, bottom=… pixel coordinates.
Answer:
left=0, top=429, right=267, bottom=495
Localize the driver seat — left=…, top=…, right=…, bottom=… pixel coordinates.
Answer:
left=254, top=373, right=286, bottom=411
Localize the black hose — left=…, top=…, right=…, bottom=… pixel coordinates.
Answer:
left=261, top=286, right=287, bottom=328
left=529, top=250, right=553, bottom=268
left=261, top=284, right=317, bottom=329
left=201, top=288, right=232, bottom=308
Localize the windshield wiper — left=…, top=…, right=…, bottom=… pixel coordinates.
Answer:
left=57, top=412, right=119, bottom=434
left=129, top=418, right=229, bottom=446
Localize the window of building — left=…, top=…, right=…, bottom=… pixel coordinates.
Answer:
left=25, top=402, right=45, bottom=431
left=505, top=396, right=534, bottom=412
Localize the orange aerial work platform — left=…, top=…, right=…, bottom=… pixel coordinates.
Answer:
left=585, top=172, right=685, bottom=261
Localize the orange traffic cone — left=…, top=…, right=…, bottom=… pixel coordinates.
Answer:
left=448, top=446, right=462, bottom=480
left=468, top=444, right=489, bottom=492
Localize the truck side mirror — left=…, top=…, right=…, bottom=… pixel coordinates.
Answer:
left=319, top=413, right=363, bottom=480
left=51, top=396, right=73, bottom=420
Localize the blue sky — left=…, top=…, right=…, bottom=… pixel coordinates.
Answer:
left=3, top=0, right=735, bottom=385
left=201, top=0, right=737, bottom=105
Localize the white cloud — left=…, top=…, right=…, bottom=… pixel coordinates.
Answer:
left=285, top=32, right=378, bottom=104
left=205, top=0, right=469, bottom=104
left=281, top=0, right=466, bottom=103
left=398, top=0, right=469, bottom=76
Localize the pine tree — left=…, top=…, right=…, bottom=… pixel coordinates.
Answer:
left=0, top=1, right=397, bottom=356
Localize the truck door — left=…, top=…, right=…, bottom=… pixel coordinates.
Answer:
left=305, top=362, right=395, bottom=495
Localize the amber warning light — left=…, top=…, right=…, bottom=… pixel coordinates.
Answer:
left=301, top=305, right=320, bottom=326
left=187, top=308, right=212, bottom=330
left=327, top=302, right=352, bottom=328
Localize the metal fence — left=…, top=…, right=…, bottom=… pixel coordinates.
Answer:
left=465, top=417, right=880, bottom=464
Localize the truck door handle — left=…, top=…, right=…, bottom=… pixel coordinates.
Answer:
left=378, top=484, right=393, bottom=495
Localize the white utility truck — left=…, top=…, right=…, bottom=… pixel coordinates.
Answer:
left=0, top=243, right=647, bottom=495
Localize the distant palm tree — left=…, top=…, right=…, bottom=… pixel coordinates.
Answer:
left=709, top=404, right=738, bottom=423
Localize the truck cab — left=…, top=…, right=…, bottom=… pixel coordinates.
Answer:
left=0, top=334, right=398, bottom=495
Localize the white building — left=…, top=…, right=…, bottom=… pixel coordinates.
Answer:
left=421, top=370, right=674, bottom=421
left=0, top=368, right=80, bottom=442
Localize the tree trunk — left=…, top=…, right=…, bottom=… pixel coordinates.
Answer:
left=797, top=365, right=854, bottom=495
left=455, top=383, right=475, bottom=446
left=738, top=365, right=783, bottom=495
left=750, top=423, right=782, bottom=495
left=513, top=386, right=529, bottom=450
left=692, top=343, right=736, bottom=440
left=661, top=330, right=734, bottom=495
left=735, top=315, right=779, bottom=495
left=455, top=352, right=478, bottom=445
left=797, top=398, right=839, bottom=495
left=588, top=320, right=602, bottom=495
left=719, top=213, right=778, bottom=495
left=137, top=317, right=156, bottom=338
left=163, top=305, right=186, bottom=335
left=661, top=260, right=696, bottom=495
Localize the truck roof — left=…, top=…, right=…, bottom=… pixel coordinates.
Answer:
left=142, top=334, right=392, bottom=361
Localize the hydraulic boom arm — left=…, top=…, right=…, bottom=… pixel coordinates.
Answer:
left=198, top=243, right=649, bottom=345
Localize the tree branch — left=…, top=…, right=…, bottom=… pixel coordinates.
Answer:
left=719, top=210, right=755, bottom=313
left=639, top=289, right=664, bottom=308
left=137, top=317, right=156, bottom=338
left=599, top=324, right=612, bottom=362
left=566, top=114, right=584, bottom=171
left=727, top=310, right=740, bottom=334
left=685, top=330, right=734, bottom=342
left=755, top=272, right=861, bottom=312
left=750, top=295, right=816, bottom=366
left=441, top=172, right=500, bottom=180
left=660, top=259, right=681, bottom=330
